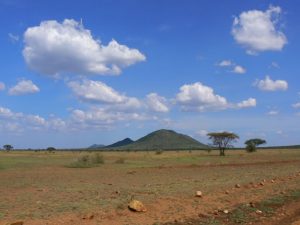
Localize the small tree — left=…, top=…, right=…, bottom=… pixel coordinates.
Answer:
left=245, top=138, right=266, bottom=152
left=46, top=147, right=56, bottom=153
left=207, top=132, right=239, bottom=156
left=3, top=144, right=13, bottom=151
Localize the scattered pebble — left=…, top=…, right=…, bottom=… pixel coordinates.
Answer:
left=195, top=191, right=202, bottom=197
left=235, top=184, right=241, bottom=188
left=223, top=209, right=229, bottom=214
left=256, top=210, right=263, bottom=214
left=128, top=200, right=147, bottom=212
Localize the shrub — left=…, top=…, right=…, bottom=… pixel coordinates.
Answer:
left=68, top=155, right=93, bottom=168
left=67, top=153, right=104, bottom=168
left=91, top=153, right=105, bottom=164
left=155, top=150, right=164, bottom=155
left=246, top=142, right=256, bottom=152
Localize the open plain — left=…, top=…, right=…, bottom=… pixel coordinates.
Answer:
left=0, top=149, right=300, bottom=225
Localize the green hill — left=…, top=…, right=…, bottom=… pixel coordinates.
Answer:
left=105, top=138, right=134, bottom=148
left=116, top=129, right=208, bottom=150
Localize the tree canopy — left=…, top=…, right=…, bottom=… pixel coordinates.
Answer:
left=207, top=132, right=239, bottom=156
left=245, top=138, right=266, bottom=152
left=3, top=144, right=13, bottom=151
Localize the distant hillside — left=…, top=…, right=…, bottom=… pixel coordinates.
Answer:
left=116, top=129, right=208, bottom=150
left=88, top=144, right=105, bottom=149
left=105, top=138, right=134, bottom=148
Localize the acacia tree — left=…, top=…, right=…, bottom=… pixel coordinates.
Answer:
left=245, top=138, right=266, bottom=152
left=207, top=132, right=239, bottom=156
left=3, top=144, right=13, bottom=151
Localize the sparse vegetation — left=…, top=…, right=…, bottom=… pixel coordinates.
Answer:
left=0, top=149, right=300, bottom=224
left=115, top=157, right=125, bottom=164
left=67, top=153, right=104, bottom=168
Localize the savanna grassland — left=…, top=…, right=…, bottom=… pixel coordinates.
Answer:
left=0, top=149, right=300, bottom=225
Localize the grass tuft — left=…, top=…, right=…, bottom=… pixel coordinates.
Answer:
left=67, top=153, right=104, bottom=168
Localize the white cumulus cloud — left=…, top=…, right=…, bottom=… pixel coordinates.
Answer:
left=176, top=82, right=228, bottom=111
left=254, top=76, right=288, bottom=91
left=176, top=82, right=255, bottom=111
left=23, top=19, right=146, bottom=77
left=236, top=98, right=256, bottom=108
left=232, top=65, right=246, bottom=74
left=8, top=80, right=40, bottom=96
left=68, top=79, right=141, bottom=110
left=146, top=93, right=169, bottom=113
left=232, top=5, right=287, bottom=54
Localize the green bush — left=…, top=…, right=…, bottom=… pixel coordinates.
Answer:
left=91, top=153, right=105, bottom=164
left=246, top=143, right=256, bottom=152
left=67, top=153, right=104, bottom=168
left=155, top=150, right=164, bottom=155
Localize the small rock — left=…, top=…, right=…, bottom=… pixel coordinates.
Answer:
left=256, top=210, right=263, bottom=214
left=10, top=222, right=24, bottom=225
left=262, top=179, right=266, bottom=182
left=271, top=179, right=275, bottom=183
left=260, top=182, right=264, bottom=186
left=225, top=190, right=230, bottom=194
left=223, top=209, right=229, bottom=214
left=235, top=184, right=241, bottom=188
left=128, top=200, right=147, bottom=212
left=195, top=191, right=202, bottom=197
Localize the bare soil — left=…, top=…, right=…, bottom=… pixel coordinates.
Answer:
left=0, top=150, right=300, bottom=225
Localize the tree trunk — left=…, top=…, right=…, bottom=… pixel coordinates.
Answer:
left=219, top=148, right=225, bottom=156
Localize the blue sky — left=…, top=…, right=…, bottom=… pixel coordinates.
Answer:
left=0, top=0, right=300, bottom=148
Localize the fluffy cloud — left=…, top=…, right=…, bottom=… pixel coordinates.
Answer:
left=0, top=106, right=65, bottom=132
left=232, top=65, right=246, bottom=74
left=254, top=76, right=288, bottom=91
left=176, top=82, right=228, bottom=111
left=68, top=79, right=141, bottom=110
left=232, top=6, right=287, bottom=54
left=146, top=93, right=169, bottom=113
left=0, top=82, right=5, bottom=91
left=70, top=108, right=151, bottom=129
left=23, top=19, right=146, bottom=77
left=236, top=98, right=256, bottom=108
left=292, top=102, right=300, bottom=109
left=176, top=82, right=255, bottom=111
left=8, top=80, right=40, bottom=96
